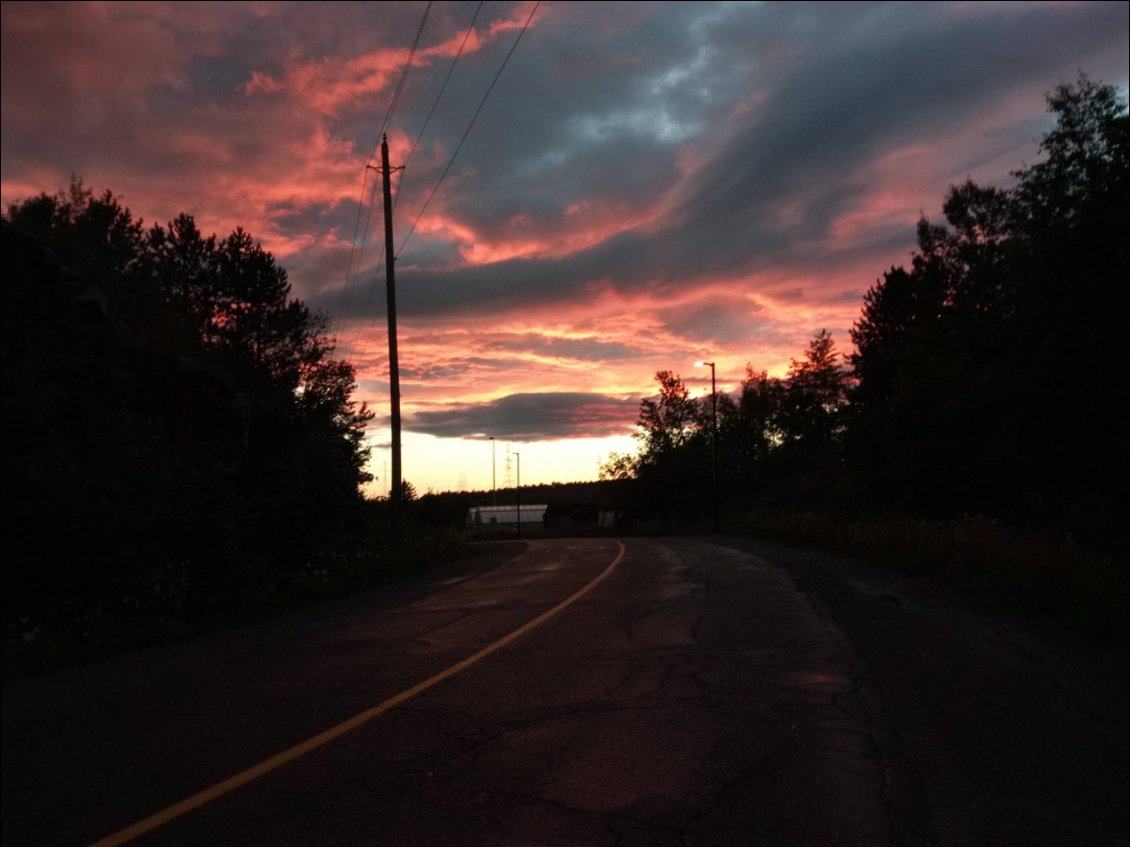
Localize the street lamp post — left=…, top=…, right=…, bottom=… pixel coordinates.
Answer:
left=695, top=360, right=720, bottom=532
left=514, top=452, right=521, bottom=538
left=490, top=436, right=497, bottom=506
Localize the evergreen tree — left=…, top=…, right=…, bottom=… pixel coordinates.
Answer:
left=779, top=330, right=848, bottom=460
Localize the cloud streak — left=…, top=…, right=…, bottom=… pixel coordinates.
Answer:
left=409, top=392, right=640, bottom=441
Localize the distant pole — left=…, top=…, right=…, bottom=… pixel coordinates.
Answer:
left=710, top=363, right=718, bottom=532
left=491, top=436, right=497, bottom=506
left=515, top=452, right=521, bottom=539
left=377, top=134, right=404, bottom=542
left=696, top=360, right=720, bottom=533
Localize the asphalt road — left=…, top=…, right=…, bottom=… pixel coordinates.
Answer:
left=2, top=537, right=1126, bottom=846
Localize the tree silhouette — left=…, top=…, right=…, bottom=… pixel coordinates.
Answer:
left=849, top=74, right=1128, bottom=545
left=599, top=370, right=713, bottom=522
left=636, top=370, right=702, bottom=459
left=3, top=181, right=376, bottom=670
left=778, top=330, right=848, bottom=459
left=605, top=76, right=1127, bottom=549
left=730, top=366, right=784, bottom=471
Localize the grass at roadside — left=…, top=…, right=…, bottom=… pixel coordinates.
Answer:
left=2, top=526, right=466, bottom=681
left=723, top=509, right=1127, bottom=641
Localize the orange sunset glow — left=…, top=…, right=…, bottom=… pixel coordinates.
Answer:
left=2, top=1, right=1127, bottom=494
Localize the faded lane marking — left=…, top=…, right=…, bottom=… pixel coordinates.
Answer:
left=91, top=540, right=626, bottom=847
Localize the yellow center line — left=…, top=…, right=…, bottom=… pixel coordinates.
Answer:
left=91, top=540, right=626, bottom=847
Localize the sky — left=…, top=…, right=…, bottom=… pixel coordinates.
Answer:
left=2, top=1, right=1127, bottom=495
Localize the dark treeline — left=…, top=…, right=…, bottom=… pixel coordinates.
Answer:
left=600, top=329, right=850, bottom=522
left=604, top=76, right=1128, bottom=559
left=2, top=182, right=378, bottom=674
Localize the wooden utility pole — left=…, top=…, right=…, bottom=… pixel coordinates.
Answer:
left=709, top=364, right=719, bottom=532
left=378, top=134, right=403, bottom=542
left=696, top=360, right=719, bottom=533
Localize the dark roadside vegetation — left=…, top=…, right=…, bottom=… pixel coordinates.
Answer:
left=0, top=182, right=458, bottom=678
left=2, top=76, right=1125, bottom=678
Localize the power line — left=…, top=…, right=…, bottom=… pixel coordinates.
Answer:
left=342, top=2, right=540, bottom=399
left=355, top=0, right=482, bottom=355
left=394, top=1, right=484, bottom=215
left=396, top=1, right=541, bottom=258
left=379, top=1, right=433, bottom=149
left=333, top=172, right=383, bottom=343
left=331, top=160, right=371, bottom=342
left=347, top=1, right=482, bottom=361
left=335, top=1, right=432, bottom=345
left=350, top=240, right=387, bottom=368
left=343, top=171, right=388, bottom=365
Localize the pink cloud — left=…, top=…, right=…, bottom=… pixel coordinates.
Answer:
left=242, top=3, right=538, bottom=117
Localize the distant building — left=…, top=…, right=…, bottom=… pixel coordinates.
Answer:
left=543, top=501, right=622, bottom=530
left=466, top=504, right=548, bottom=529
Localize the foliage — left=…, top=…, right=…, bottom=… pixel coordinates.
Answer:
left=599, top=370, right=711, bottom=521
left=604, top=329, right=850, bottom=526
left=777, top=330, right=848, bottom=461
left=728, top=508, right=1125, bottom=640
left=849, top=74, right=1128, bottom=549
left=2, top=180, right=375, bottom=676
left=635, top=370, right=704, bottom=457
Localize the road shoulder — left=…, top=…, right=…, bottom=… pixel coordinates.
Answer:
left=712, top=534, right=1129, bottom=847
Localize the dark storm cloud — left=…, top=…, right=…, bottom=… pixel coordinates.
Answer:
left=480, top=334, right=640, bottom=362
left=408, top=392, right=639, bottom=441
left=658, top=300, right=768, bottom=347
left=5, top=1, right=1127, bottom=341
left=668, top=2, right=1128, bottom=268
left=393, top=2, right=732, bottom=243
left=309, top=225, right=650, bottom=318
left=285, top=244, right=356, bottom=303
left=669, top=4, right=1082, bottom=251
left=401, top=356, right=523, bottom=381
left=314, top=1, right=1128, bottom=323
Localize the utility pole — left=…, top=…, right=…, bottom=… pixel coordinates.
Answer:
left=515, top=452, right=521, bottom=539
left=696, top=360, right=720, bottom=532
left=490, top=436, right=497, bottom=506
left=709, top=365, right=718, bottom=532
left=374, top=134, right=404, bottom=542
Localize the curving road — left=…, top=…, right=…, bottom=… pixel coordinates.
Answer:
left=3, top=537, right=1126, bottom=845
